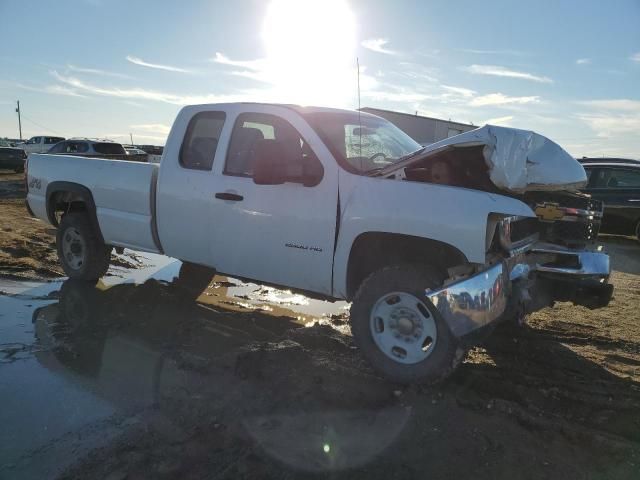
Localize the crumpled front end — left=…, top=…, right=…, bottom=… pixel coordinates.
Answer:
left=425, top=209, right=612, bottom=340
left=479, top=125, right=587, bottom=193
left=426, top=261, right=509, bottom=338
left=393, top=124, right=587, bottom=194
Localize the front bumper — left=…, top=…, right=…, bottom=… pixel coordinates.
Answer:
left=426, top=242, right=612, bottom=338
left=531, top=242, right=610, bottom=278
left=427, top=262, right=509, bottom=338
left=531, top=242, right=613, bottom=309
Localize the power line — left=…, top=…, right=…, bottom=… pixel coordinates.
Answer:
left=20, top=114, right=64, bottom=136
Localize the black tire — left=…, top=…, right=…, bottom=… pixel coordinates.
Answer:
left=174, top=261, right=215, bottom=301
left=350, top=264, right=465, bottom=384
left=56, top=212, right=111, bottom=281
left=635, top=219, right=640, bottom=242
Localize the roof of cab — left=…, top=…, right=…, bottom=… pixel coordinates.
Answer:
left=182, top=102, right=376, bottom=117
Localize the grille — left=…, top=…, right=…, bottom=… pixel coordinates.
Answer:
left=525, top=192, right=603, bottom=247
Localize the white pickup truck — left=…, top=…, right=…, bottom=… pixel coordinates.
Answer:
left=19, top=135, right=65, bottom=154
left=26, top=103, right=612, bottom=383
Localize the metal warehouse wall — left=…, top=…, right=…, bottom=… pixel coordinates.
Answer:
left=361, top=107, right=476, bottom=145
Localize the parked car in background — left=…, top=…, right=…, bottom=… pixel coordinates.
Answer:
left=20, top=136, right=65, bottom=154
left=137, top=144, right=164, bottom=155
left=47, top=138, right=146, bottom=161
left=579, top=158, right=640, bottom=240
left=124, top=146, right=149, bottom=156
left=0, top=139, right=27, bottom=172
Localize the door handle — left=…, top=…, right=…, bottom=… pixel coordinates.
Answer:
left=215, top=192, right=244, bottom=201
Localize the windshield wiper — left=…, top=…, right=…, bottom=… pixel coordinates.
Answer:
left=365, top=147, right=427, bottom=176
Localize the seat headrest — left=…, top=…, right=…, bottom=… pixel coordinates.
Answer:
left=237, top=127, right=264, bottom=145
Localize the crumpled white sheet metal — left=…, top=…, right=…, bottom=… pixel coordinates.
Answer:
left=420, top=125, right=587, bottom=193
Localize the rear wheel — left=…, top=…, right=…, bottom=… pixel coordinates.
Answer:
left=350, top=264, right=465, bottom=384
left=56, top=212, right=111, bottom=281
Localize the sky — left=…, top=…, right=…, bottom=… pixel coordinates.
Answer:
left=0, top=0, right=638, bottom=158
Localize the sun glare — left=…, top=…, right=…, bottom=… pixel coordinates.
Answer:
left=261, top=0, right=356, bottom=106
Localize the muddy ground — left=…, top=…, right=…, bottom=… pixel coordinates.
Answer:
left=1, top=170, right=639, bottom=479
left=0, top=172, right=146, bottom=280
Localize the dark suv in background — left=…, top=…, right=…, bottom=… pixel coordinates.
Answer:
left=0, top=139, right=27, bottom=172
left=579, top=158, right=640, bottom=240
left=47, top=138, right=146, bottom=162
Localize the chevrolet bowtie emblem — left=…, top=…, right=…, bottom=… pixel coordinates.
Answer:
left=535, top=203, right=564, bottom=222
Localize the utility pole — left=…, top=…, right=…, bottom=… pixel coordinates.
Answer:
left=15, top=101, right=22, bottom=140
left=129, top=132, right=134, bottom=146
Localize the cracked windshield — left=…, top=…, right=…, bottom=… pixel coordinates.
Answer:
left=1, top=0, right=639, bottom=479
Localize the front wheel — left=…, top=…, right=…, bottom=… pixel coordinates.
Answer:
left=350, top=265, right=465, bottom=384
left=56, top=212, right=111, bottom=281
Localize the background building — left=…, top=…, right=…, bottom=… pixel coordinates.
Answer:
left=361, top=107, right=476, bottom=146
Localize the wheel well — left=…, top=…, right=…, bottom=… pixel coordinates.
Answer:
left=48, top=191, right=89, bottom=226
left=346, top=232, right=468, bottom=300
left=46, top=182, right=104, bottom=243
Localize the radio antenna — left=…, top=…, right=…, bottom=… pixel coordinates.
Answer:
left=357, top=57, right=363, bottom=168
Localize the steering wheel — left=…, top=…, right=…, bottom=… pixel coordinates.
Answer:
left=368, top=152, right=388, bottom=164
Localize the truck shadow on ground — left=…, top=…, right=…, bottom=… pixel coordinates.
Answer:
left=28, top=278, right=640, bottom=479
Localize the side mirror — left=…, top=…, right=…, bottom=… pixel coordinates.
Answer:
left=252, top=139, right=324, bottom=187
left=253, top=140, right=288, bottom=185
left=301, top=154, right=323, bottom=187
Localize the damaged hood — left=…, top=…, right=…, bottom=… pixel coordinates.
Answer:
left=389, top=125, right=587, bottom=193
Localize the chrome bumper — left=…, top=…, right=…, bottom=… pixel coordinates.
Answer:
left=426, top=262, right=509, bottom=338
left=531, top=242, right=610, bottom=278
left=425, top=243, right=611, bottom=338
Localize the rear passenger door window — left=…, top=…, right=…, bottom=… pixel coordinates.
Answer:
left=180, top=111, right=226, bottom=170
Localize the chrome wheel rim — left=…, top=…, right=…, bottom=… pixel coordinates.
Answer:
left=369, top=292, right=437, bottom=364
left=62, top=227, right=86, bottom=270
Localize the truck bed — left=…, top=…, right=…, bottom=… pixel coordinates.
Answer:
left=27, top=154, right=161, bottom=253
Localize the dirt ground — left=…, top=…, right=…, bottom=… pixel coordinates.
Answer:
left=1, top=169, right=640, bottom=479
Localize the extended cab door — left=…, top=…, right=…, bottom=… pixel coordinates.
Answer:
left=208, top=107, right=338, bottom=295
left=155, top=109, right=229, bottom=265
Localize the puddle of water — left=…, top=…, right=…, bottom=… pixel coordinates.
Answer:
left=0, top=251, right=351, bottom=478
left=205, top=280, right=348, bottom=322
left=0, top=288, right=119, bottom=478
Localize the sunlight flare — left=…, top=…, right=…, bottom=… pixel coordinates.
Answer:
left=260, top=0, right=356, bottom=106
